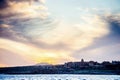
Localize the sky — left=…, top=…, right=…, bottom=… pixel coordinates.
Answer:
left=0, top=0, right=120, bottom=67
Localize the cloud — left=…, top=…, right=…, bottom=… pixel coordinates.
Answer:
left=105, top=14, right=120, bottom=36
left=0, top=0, right=120, bottom=67
left=72, top=13, right=120, bottom=61
left=0, top=38, right=74, bottom=66
left=0, top=48, right=34, bottom=67
left=0, top=0, right=65, bottom=66
left=0, top=8, right=112, bottom=66
left=0, top=0, right=48, bottom=19
left=0, top=0, right=9, bottom=9
left=72, top=43, right=120, bottom=62
left=0, top=24, right=28, bottom=42
left=0, top=0, right=49, bottom=41
left=40, top=14, right=109, bottom=50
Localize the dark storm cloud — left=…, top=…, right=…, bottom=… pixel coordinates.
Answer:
left=0, top=24, right=28, bottom=42
left=108, top=16, right=120, bottom=37
left=0, top=0, right=47, bottom=41
left=0, top=0, right=38, bottom=9
left=0, top=0, right=41, bottom=19
left=0, top=0, right=9, bottom=9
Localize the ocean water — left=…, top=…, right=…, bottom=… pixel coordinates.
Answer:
left=0, top=74, right=120, bottom=80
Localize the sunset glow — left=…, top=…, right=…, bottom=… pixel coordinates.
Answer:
left=0, top=0, right=120, bottom=67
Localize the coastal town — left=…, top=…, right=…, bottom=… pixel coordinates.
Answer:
left=0, top=59, right=120, bottom=75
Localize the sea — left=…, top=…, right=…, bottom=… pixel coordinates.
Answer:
left=0, top=74, right=120, bottom=80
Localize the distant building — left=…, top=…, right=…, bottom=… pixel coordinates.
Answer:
left=64, top=59, right=89, bottom=68
left=81, top=59, right=84, bottom=63
left=112, top=61, right=120, bottom=65
left=102, top=61, right=111, bottom=65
